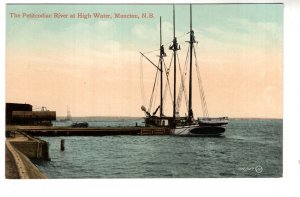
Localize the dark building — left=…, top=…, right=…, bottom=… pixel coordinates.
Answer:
left=6, top=103, right=32, bottom=124
left=6, top=103, right=56, bottom=125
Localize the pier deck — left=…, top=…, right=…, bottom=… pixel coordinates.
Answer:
left=6, top=126, right=171, bottom=136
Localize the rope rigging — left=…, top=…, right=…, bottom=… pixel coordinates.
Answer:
left=140, top=51, right=173, bottom=116
left=143, top=48, right=160, bottom=54
left=193, top=46, right=209, bottom=117
left=141, top=32, right=190, bottom=55
left=152, top=60, right=161, bottom=115
left=176, top=46, right=190, bottom=115
left=148, top=63, right=159, bottom=113
left=139, top=55, right=146, bottom=106
left=162, top=54, right=174, bottom=105
left=140, top=31, right=210, bottom=118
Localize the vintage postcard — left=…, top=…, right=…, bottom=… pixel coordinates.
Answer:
left=5, top=3, right=282, bottom=180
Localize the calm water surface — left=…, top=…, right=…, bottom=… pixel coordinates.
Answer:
left=33, top=118, right=282, bottom=178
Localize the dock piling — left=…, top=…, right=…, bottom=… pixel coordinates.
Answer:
left=60, top=139, right=65, bottom=151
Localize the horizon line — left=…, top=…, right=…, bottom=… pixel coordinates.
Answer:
left=56, top=115, right=283, bottom=120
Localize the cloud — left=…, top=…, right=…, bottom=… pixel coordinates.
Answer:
left=94, top=20, right=114, bottom=29
left=132, top=21, right=184, bottom=44
left=132, top=24, right=155, bottom=39
left=197, top=18, right=282, bottom=50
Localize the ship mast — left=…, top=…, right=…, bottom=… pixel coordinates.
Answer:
left=139, top=17, right=166, bottom=120
left=159, top=16, right=163, bottom=118
left=170, top=5, right=179, bottom=125
left=188, top=4, right=196, bottom=123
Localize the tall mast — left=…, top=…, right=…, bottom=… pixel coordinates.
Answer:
left=171, top=5, right=178, bottom=123
left=188, top=4, right=195, bottom=122
left=159, top=16, right=163, bottom=118
left=169, top=5, right=180, bottom=125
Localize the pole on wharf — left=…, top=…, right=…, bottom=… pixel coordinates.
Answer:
left=60, top=139, right=65, bottom=151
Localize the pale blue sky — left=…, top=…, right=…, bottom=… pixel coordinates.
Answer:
left=6, top=4, right=283, bottom=117
left=7, top=4, right=282, bottom=50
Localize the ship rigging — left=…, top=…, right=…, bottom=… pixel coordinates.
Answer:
left=140, top=5, right=228, bottom=136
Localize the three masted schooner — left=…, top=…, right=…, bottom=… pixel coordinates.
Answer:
left=140, top=5, right=228, bottom=136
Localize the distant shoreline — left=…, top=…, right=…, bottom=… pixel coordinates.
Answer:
left=55, top=116, right=283, bottom=120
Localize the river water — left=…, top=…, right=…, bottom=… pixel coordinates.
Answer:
left=33, top=118, right=282, bottom=178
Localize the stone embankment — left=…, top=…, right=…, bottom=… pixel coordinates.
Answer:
left=5, top=131, right=49, bottom=179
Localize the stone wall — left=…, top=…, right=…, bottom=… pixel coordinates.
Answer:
left=10, top=140, right=49, bottom=160
left=6, top=141, right=47, bottom=179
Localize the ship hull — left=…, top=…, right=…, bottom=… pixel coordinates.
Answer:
left=145, top=116, right=228, bottom=136
left=171, top=125, right=226, bottom=136
left=198, top=117, right=228, bottom=127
